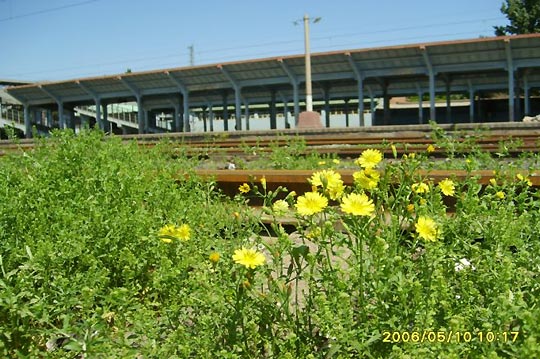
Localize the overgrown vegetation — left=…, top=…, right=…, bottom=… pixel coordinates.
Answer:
left=0, top=129, right=539, bottom=357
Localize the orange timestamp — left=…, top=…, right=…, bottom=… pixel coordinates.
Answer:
left=382, top=330, right=520, bottom=343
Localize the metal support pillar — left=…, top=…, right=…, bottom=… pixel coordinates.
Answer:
left=57, top=102, right=65, bottom=129
left=218, top=65, right=242, bottom=131
left=173, top=103, right=181, bottom=132
left=278, top=93, right=290, bottom=129
left=344, top=99, right=350, bottom=127
left=421, top=46, right=436, bottom=122
left=323, top=85, right=330, bottom=128
left=367, top=86, right=376, bottom=125
left=103, top=103, right=109, bottom=132
left=208, top=102, right=214, bottom=132
left=468, top=81, right=475, bottom=123
left=270, top=90, right=277, bottom=130
left=24, top=104, right=31, bottom=138
left=416, top=85, right=424, bottom=124
left=137, top=96, right=144, bottom=133
left=445, top=78, right=452, bottom=123
left=202, top=106, right=207, bottom=132
left=243, top=99, right=250, bottom=131
left=278, top=59, right=300, bottom=126
left=222, top=92, right=229, bottom=131
left=524, top=75, right=530, bottom=116
left=183, top=91, right=190, bottom=132
left=505, top=39, right=515, bottom=122
left=382, top=83, right=390, bottom=125
left=346, top=53, right=365, bottom=127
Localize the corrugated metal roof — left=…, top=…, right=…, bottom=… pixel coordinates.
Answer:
left=6, top=34, right=540, bottom=109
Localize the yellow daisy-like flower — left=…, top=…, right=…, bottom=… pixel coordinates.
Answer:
left=161, top=237, right=173, bottom=244
left=438, top=178, right=455, bottom=196
left=489, top=178, right=497, bottom=186
left=158, top=224, right=178, bottom=238
left=232, top=247, right=266, bottom=269
left=318, top=161, right=326, bottom=166
left=332, top=159, right=340, bottom=164
left=412, top=182, right=430, bottom=194
left=239, top=183, right=250, bottom=194
left=406, top=203, right=415, bottom=212
left=340, top=193, right=375, bottom=217
left=260, top=176, right=267, bottom=190
left=496, top=191, right=505, bottom=199
left=209, top=252, right=220, bottom=264
left=272, top=200, right=289, bottom=214
left=355, top=149, right=383, bottom=169
left=175, top=224, right=191, bottom=241
left=295, top=192, right=328, bottom=216
left=353, top=169, right=380, bottom=190
left=309, top=170, right=342, bottom=188
left=426, top=144, right=436, bottom=153
left=415, top=216, right=438, bottom=242
left=309, top=170, right=344, bottom=200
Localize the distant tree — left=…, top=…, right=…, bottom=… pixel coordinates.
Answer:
left=494, top=0, right=540, bottom=35
left=125, top=68, right=132, bottom=73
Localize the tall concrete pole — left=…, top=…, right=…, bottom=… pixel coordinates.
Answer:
left=304, top=14, right=313, bottom=112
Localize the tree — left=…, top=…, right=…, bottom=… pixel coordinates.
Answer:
left=494, top=0, right=540, bottom=35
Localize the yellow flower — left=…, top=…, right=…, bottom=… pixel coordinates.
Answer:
left=438, top=178, right=455, bottom=196
left=158, top=224, right=178, bottom=238
left=332, top=159, right=340, bottom=164
left=420, top=198, right=427, bottom=206
left=260, top=176, right=267, bottom=190
left=412, top=182, right=430, bottom=194
left=239, top=183, right=250, bottom=194
left=161, top=237, right=173, bottom=244
left=516, top=173, right=532, bottom=186
left=353, top=169, right=380, bottom=190
left=295, top=192, right=328, bottom=216
left=318, top=161, right=326, bottom=166
left=309, top=170, right=341, bottom=188
left=340, top=193, right=375, bottom=217
left=209, top=252, right=220, bottom=263
left=427, top=144, right=436, bottom=153
left=309, top=170, right=344, bottom=200
left=175, top=224, right=191, bottom=241
left=232, top=247, right=266, bottom=269
left=355, top=149, right=383, bottom=169
left=272, top=200, right=289, bottom=214
left=406, top=204, right=415, bottom=212
left=287, top=191, right=297, bottom=198
left=489, top=178, right=497, bottom=186
left=496, top=191, right=505, bottom=199
left=415, top=216, right=438, bottom=242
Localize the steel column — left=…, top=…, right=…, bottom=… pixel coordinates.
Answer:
left=524, top=75, right=530, bottom=115
left=208, top=102, right=214, bottom=132
left=24, top=104, right=31, bottom=138
left=505, top=40, right=515, bottom=122
left=344, top=99, right=350, bottom=127
left=416, top=84, right=423, bottom=124
left=278, top=59, right=300, bottom=126
left=183, top=92, right=190, bottom=132
left=243, top=98, right=250, bottom=131
left=270, top=90, right=277, bottom=130
left=222, top=92, right=229, bottom=131
left=346, top=53, right=365, bottom=126
left=445, top=78, right=452, bottom=123
left=421, top=46, right=436, bottom=122
left=218, top=65, right=242, bottom=131
left=469, top=81, right=475, bottom=123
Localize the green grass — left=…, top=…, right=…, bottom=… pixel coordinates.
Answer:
left=0, top=129, right=539, bottom=358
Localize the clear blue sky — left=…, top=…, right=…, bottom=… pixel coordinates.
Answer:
left=0, top=0, right=508, bottom=82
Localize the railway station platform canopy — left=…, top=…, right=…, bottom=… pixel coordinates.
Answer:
left=6, top=33, right=540, bottom=137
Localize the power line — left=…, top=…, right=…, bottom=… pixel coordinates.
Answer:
left=0, top=0, right=100, bottom=22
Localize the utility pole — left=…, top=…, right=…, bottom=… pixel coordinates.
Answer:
left=188, top=45, right=194, bottom=66
left=296, top=14, right=323, bottom=128
left=303, top=14, right=313, bottom=112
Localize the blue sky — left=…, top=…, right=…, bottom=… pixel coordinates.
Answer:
left=0, top=0, right=507, bottom=82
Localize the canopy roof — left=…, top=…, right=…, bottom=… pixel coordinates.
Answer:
left=7, top=34, right=540, bottom=109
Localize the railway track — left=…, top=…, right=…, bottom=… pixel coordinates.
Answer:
left=192, top=169, right=540, bottom=201
left=1, top=122, right=540, bottom=157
